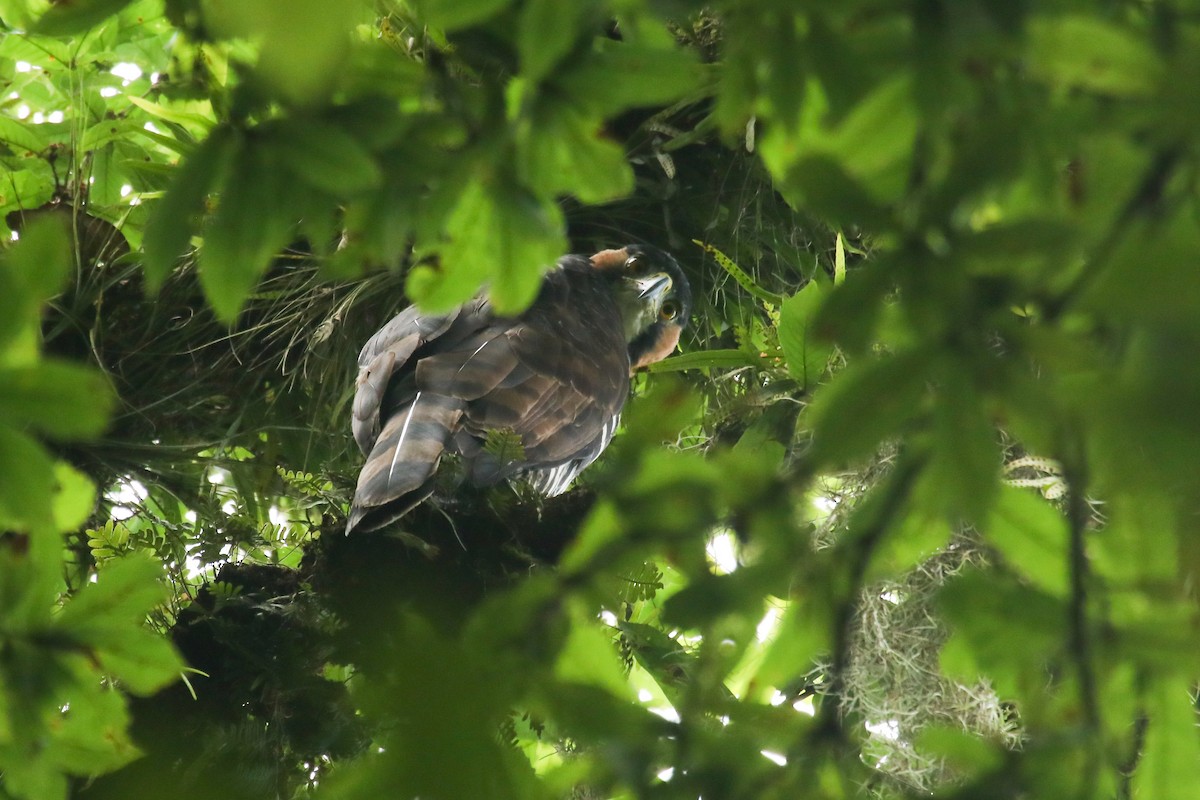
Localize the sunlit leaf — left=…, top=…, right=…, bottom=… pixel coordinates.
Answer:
left=411, top=0, right=512, bottom=31
left=985, top=487, right=1070, bottom=595
left=142, top=125, right=236, bottom=292
left=1027, top=15, right=1163, bottom=96
left=416, top=177, right=565, bottom=314
left=1132, top=675, right=1200, bottom=799
left=0, top=427, right=56, bottom=532
left=33, top=0, right=136, bottom=35
left=198, top=139, right=299, bottom=321
left=271, top=118, right=382, bottom=195
left=778, top=282, right=832, bottom=390
left=805, top=348, right=930, bottom=466
left=0, top=361, right=114, bottom=439
left=55, top=553, right=182, bottom=694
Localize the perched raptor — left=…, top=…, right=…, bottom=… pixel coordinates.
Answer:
left=346, top=244, right=691, bottom=534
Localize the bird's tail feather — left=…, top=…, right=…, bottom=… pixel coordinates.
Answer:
left=346, top=391, right=464, bottom=534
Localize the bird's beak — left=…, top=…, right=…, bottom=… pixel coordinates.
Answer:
left=631, top=273, right=673, bottom=305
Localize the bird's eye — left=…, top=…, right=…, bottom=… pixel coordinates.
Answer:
left=625, top=254, right=644, bottom=272
left=660, top=300, right=679, bottom=321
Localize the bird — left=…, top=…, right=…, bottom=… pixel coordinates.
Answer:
left=345, top=244, right=691, bottom=534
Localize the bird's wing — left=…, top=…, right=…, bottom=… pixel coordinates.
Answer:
left=347, top=297, right=494, bottom=533
left=350, top=301, right=484, bottom=455
left=414, top=267, right=630, bottom=489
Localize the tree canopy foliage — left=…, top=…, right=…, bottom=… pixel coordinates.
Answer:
left=1, top=0, right=1199, bottom=798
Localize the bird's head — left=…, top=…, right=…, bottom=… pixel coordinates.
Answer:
left=591, top=244, right=691, bottom=370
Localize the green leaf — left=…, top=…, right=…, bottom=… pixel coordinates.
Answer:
left=3, top=213, right=71, bottom=302
left=51, top=463, right=96, bottom=533
left=938, top=570, right=1066, bottom=698
left=821, top=74, right=918, bottom=194
left=1132, top=675, right=1200, bottom=800
left=0, top=116, right=52, bottom=155
left=32, top=0, right=135, bottom=36
left=555, top=603, right=628, bottom=696
left=805, top=348, right=930, bottom=466
left=645, top=349, right=760, bottom=373
left=0, top=361, right=114, bottom=439
left=198, top=140, right=298, bottom=322
left=985, top=487, right=1070, bottom=595
left=1027, top=15, right=1162, bottom=96
left=517, top=0, right=597, bottom=84
left=0, top=427, right=56, bottom=533
left=55, top=554, right=182, bottom=694
left=271, top=118, right=382, bottom=195
left=557, top=40, right=704, bottom=117
left=923, top=366, right=999, bottom=523
left=778, top=282, right=832, bottom=390
left=203, top=0, right=357, bottom=104
left=916, top=725, right=1004, bottom=777
left=412, top=0, right=512, bottom=32
left=419, top=178, right=565, bottom=315
left=695, top=240, right=784, bottom=305
left=0, top=758, right=68, bottom=800
left=142, top=125, right=236, bottom=292
left=44, top=682, right=140, bottom=774
left=780, top=155, right=893, bottom=230
left=559, top=500, right=624, bottom=576
left=516, top=100, right=633, bottom=204
left=125, top=95, right=215, bottom=130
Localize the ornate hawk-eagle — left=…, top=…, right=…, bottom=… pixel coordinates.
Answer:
left=346, top=245, right=690, bottom=534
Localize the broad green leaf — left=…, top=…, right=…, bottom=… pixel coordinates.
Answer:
left=560, top=500, right=624, bottom=576
left=51, top=463, right=96, bottom=533
left=55, top=554, right=182, bottom=693
left=984, top=486, right=1069, bottom=595
left=0, top=116, right=51, bottom=155
left=0, top=361, right=113, bottom=439
left=812, top=259, right=892, bottom=354
left=412, top=0, right=512, bottom=32
left=822, top=74, right=918, bottom=194
left=1027, top=15, right=1162, bottom=96
left=756, top=597, right=832, bottom=688
left=3, top=213, right=70, bottom=302
left=125, top=95, right=215, bottom=130
left=271, top=118, right=382, bottom=195
left=1132, top=675, right=1200, bottom=800
left=778, top=155, right=893, bottom=230
left=198, top=140, right=298, bottom=321
left=861, top=505, right=953, bottom=582
left=205, top=0, right=359, bottom=104
left=32, top=0, right=135, bottom=35
left=557, top=40, right=704, bottom=117
left=0, top=757, right=68, bottom=800
left=517, top=0, right=596, bottom=84
left=417, top=177, right=565, bottom=314
left=0, top=427, right=56, bottom=533
left=555, top=604, right=628, bottom=697
left=805, top=348, right=930, bottom=467
left=142, top=124, right=236, bottom=291
left=778, top=282, right=832, bottom=390
left=645, top=349, right=760, bottom=373
left=916, top=725, right=1003, bottom=778
left=516, top=100, right=633, bottom=204
left=43, top=678, right=140, bottom=774
left=938, top=570, right=1066, bottom=699
left=924, top=367, right=999, bottom=523
left=1083, top=209, right=1200, bottom=327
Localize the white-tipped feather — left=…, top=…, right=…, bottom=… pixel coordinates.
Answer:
left=456, top=339, right=492, bottom=375
left=387, top=391, right=422, bottom=485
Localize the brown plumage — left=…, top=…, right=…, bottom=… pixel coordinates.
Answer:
left=346, top=244, right=690, bottom=534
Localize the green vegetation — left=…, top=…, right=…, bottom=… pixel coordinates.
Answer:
left=1, top=0, right=1198, bottom=798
